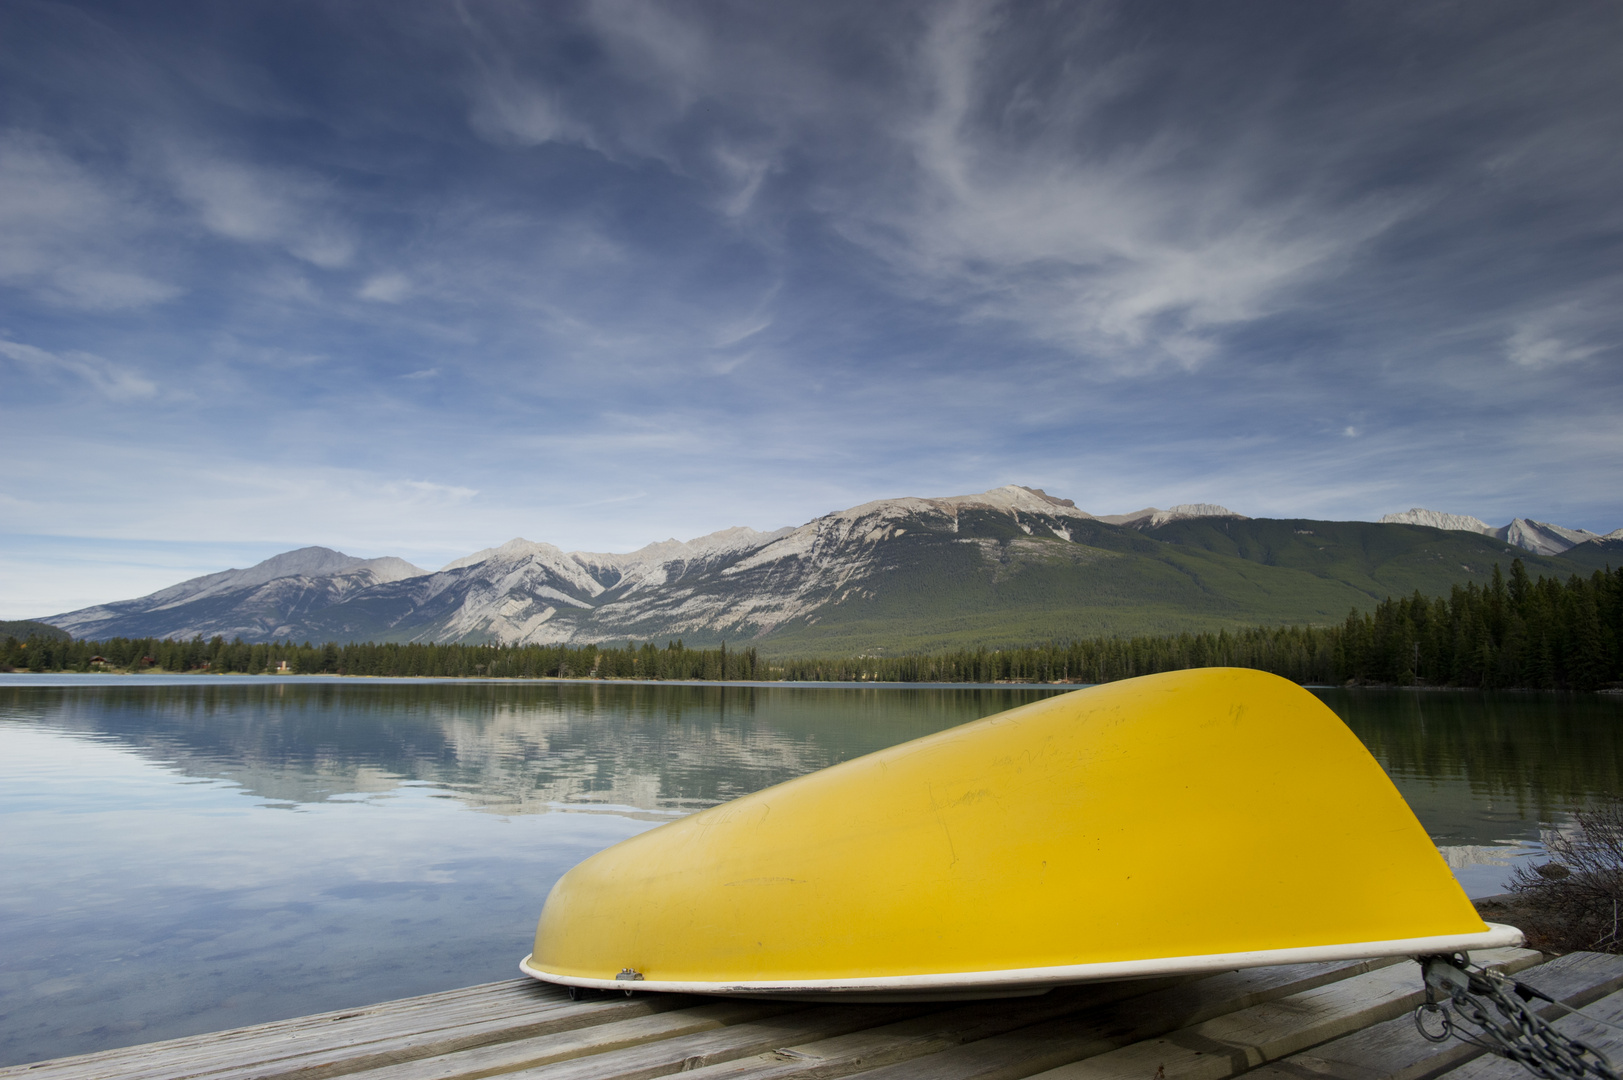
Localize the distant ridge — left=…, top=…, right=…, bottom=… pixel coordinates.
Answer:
left=31, top=484, right=1619, bottom=653
left=1098, top=504, right=1246, bottom=529
left=44, top=548, right=429, bottom=642
left=1379, top=508, right=1493, bottom=534
left=1379, top=507, right=1608, bottom=556
left=0, top=619, right=69, bottom=641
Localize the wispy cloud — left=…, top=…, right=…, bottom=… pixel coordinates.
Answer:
left=358, top=272, right=411, bottom=303
left=169, top=154, right=356, bottom=268
left=813, top=0, right=1407, bottom=374
left=1, top=0, right=1620, bottom=615
left=43, top=268, right=182, bottom=310
left=0, top=131, right=183, bottom=310
left=456, top=2, right=595, bottom=150
left=0, top=337, right=157, bottom=398
left=1505, top=300, right=1609, bottom=369
left=464, top=72, right=583, bottom=149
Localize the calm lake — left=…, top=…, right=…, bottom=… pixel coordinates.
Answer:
left=1, top=674, right=1620, bottom=1066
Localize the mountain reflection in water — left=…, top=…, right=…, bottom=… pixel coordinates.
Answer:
left=10, top=679, right=1617, bottom=825
left=0, top=676, right=1619, bottom=1067
left=3, top=679, right=1062, bottom=814
left=1318, top=687, right=1623, bottom=843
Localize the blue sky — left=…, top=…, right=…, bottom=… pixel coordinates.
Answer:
left=3, top=0, right=1620, bottom=618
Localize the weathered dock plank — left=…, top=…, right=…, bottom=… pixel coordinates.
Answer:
left=1023, top=951, right=1537, bottom=1080
left=691, top=956, right=1415, bottom=1080
left=0, top=985, right=694, bottom=1080
left=14, top=949, right=1617, bottom=1080
left=491, top=1001, right=934, bottom=1080
left=603, top=975, right=1188, bottom=1080
left=335, top=1001, right=808, bottom=1080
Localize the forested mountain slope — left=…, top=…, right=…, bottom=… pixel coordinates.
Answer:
left=746, top=512, right=1603, bottom=656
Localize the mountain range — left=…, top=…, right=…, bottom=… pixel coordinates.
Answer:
left=37, top=486, right=1623, bottom=655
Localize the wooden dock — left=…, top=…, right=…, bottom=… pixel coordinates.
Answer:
left=8, top=949, right=1623, bottom=1080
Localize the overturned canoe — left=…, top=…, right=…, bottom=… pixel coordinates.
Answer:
left=520, top=668, right=1520, bottom=997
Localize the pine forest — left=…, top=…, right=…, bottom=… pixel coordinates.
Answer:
left=7, top=561, right=1620, bottom=692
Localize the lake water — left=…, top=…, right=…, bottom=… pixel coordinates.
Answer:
left=1, top=675, right=1619, bottom=1066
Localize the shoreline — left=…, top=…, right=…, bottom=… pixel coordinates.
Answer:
left=0, top=671, right=1081, bottom=690
left=2, top=670, right=1619, bottom=695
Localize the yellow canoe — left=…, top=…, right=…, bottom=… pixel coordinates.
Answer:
left=520, top=668, right=1520, bottom=996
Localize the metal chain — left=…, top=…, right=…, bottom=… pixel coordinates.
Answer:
left=1413, top=954, right=1621, bottom=1080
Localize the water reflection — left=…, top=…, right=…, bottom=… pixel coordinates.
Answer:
left=7, top=679, right=1615, bottom=825
left=1315, top=687, right=1623, bottom=897
left=0, top=677, right=1068, bottom=1067
left=0, top=676, right=1619, bottom=1067
left=1318, top=688, right=1623, bottom=841
left=1, top=679, right=1060, bottom=814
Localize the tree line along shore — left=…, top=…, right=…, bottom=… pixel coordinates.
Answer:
left=5, top=560, right=1620, bottom=691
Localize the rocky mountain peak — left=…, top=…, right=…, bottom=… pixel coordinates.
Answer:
left=439, top=538, right=568, bottom=572
left=928, top=485, right=1092, bottom=517
left=1097, top=504, right=1245, bottom=529
left=1499, top=519, right=1605, bottom=557
left=1378, top=508, right=1494, bottom=534
left=143, top=547, right=427, bottom=605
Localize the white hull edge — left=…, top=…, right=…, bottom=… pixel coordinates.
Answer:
left=519, top=921, right=1524, bottom=997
